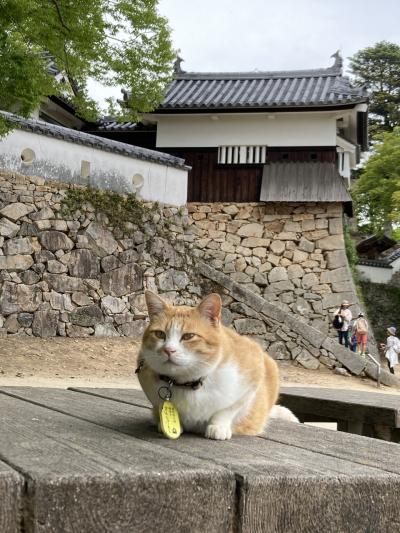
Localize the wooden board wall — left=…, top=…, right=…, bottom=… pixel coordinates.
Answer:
left=163, top=147, right=337, bottom=202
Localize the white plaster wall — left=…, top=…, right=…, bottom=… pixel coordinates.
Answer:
left=0, top=129, right=188, bottom=206
left=155, top=112, right=337, bottom=148
left=356, top=264, right=393, bottom=284
left=391, top=257, right=400, bottom=274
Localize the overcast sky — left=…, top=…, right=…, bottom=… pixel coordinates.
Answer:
left=91, top=0, right=400, bottom=109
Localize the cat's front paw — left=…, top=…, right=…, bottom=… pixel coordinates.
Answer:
left=205, top=424, right=232, bottom=440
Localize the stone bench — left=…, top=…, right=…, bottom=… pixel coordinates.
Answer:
left=1, top=386, right=400, bottom=532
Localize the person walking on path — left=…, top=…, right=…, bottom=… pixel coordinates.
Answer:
left=353, top=313, right=368, bottom=356
left=380, top=327, right=400, bottom=375
left=334, top=300, right=352, bottom=348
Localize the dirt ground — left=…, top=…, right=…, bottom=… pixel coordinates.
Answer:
left=0, top=336, right=399, bottom=395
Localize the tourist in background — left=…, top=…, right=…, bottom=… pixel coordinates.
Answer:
left=380, top=327, right=400, bottom=375
left=353, top=312, right=368, bottom=356
left=334, top=300, right=352, bottom=348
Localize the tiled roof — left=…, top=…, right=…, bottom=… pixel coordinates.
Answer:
left=260, top=161, right=352, bottom=203
left=98, top=120, right=140, bottom=132
left=357, top=249, right=400, bottom=269
left=159, top=61, right=368, bottom=112
left=0, top=111, right=188, bottom=170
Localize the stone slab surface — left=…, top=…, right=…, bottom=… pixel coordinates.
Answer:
left=2, top=387, right=400, bottom=533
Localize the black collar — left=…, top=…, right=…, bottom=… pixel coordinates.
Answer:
left=158, top=374, right=205, bottom=390
left=135, top=361, right=205, bottom=391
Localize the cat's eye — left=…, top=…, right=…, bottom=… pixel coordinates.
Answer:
left=181, top=333, right=195, bottom=341
left=153, top=330, right=166, bottom=340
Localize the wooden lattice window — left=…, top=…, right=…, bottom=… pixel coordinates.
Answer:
left=218, top=145, right=267, bottom=164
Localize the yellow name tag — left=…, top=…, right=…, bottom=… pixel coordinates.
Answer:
left=159, top=400, right=182, bottom=440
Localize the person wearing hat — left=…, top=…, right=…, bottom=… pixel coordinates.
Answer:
left=380, top=327, right=400, bottom=374
left=334, top=300, right=352, bottom=348
left=353, top=312, right=369, bottom=356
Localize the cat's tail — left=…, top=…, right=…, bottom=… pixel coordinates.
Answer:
left=269, top=405, right=299, bottom=423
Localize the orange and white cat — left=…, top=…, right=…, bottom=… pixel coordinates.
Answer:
left=137, top=291, right=297, bottom=440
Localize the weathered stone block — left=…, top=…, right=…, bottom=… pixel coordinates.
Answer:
left=0, top=282, right=42, bottom=314
left=32, top=309, right=58, bottom=337
left=72, top=292, right=93, bottom=306
left=0, top=217, right=20, bottom=238
left=94, top=323, right=120, bottom=336
left=18, top=312, right=33, bottom=327
left=241, top=237, right=270, bottom=248
left=68, top=249, right=99, bottom=279
left=85, top=222, right=118, bottom=257
left=325, top=250, right=348, bottom=269
left=0, top=202, right=34, bottom=221
left=329, top=218, right=343, bottom=235
left=331, top=281, right=354, bottom=293
left=268, top=341, right=290, bottom=360
left=3, top=237, right=34, bottom=255
left=287, top=264, right=304, bottom=279
left=38, top=231, right=74, bottom=251
left=317, top=234, right=344, bottom=251
left=4, top=314, right=20, bottom=333
left=119, top=320, right=147, bottom=337
left=157, top=269, right=189, bottom=292
left=321, top=291, right=356, bottom=309
left=268, top=267, right=288, bottom=283
left=44, top=274, right=85, bottom=293
left=237, top=223, right=264, bottom=238
left=101, top=263, right=143, bottom=297
left=101, top=295, right=127, bottom=315
left=298, top=237, right=315, bottom=253
left=301, top=219, right=316, bottom=231
left=264, top=280, right=294, bottom=294
left=66, top=324, right=94, bottom=337
left=293, top=250, right=308, bottom=263
left=269, top=240, right=285, bottom=255
left=70, top=305, right=103, bottom=327
left=320, top=267, right=350, bottom=284
left=296, top=349, right=320, bottom=369
left=47, top=260, right=68, bottom=274
left=231, top=272, right=252, bottom=283
left=30, top=207, right=55, bottom=220
left=0, top=255, right=33, bottom=272
left=301, top=273, right=319, bottom=290
left=234, top=318, right=266, bottom=335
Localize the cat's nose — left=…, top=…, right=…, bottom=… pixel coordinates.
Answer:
left=164, top=347, right=176, bottom=358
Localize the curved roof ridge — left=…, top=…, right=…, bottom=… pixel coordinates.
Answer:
left=175, top=65, right=342, bottom=81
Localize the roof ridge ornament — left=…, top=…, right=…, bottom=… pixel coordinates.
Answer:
left=174, top=56, right=185, bottom=75
left=330, top=50, right=343, bottom=73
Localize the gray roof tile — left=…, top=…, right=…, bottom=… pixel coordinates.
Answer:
left=0, top=111, right=188, bottom=170
left=158, top=63, right=368, bottom=111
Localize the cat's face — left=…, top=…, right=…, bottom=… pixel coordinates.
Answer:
left=140, top=292, right=223, bottom=379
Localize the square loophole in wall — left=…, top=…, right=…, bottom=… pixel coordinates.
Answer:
left=81, top=160, right=90, bottom=179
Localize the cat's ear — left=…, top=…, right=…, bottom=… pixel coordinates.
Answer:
left=145, top=291, right=168, bottom=318
left=197, top=293, right=222, bottom=325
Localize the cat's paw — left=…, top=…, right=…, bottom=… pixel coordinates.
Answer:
left=205, top=424, right=232, bottom=440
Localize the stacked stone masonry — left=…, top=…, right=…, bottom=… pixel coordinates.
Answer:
left=0, top=171, right=364, bottom=372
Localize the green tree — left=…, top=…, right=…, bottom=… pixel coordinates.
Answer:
left=352, top=127, right=400, bottom=234
left=349, top=41, right=400, bottom=133
left=0, top=0, right=175, bottom=135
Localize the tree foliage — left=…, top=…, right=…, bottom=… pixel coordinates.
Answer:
left=349, top=41, right=400, bottom=133
left=0, top=0, right=175, bottom=134
left=352, top=128, right=400, bottom=234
